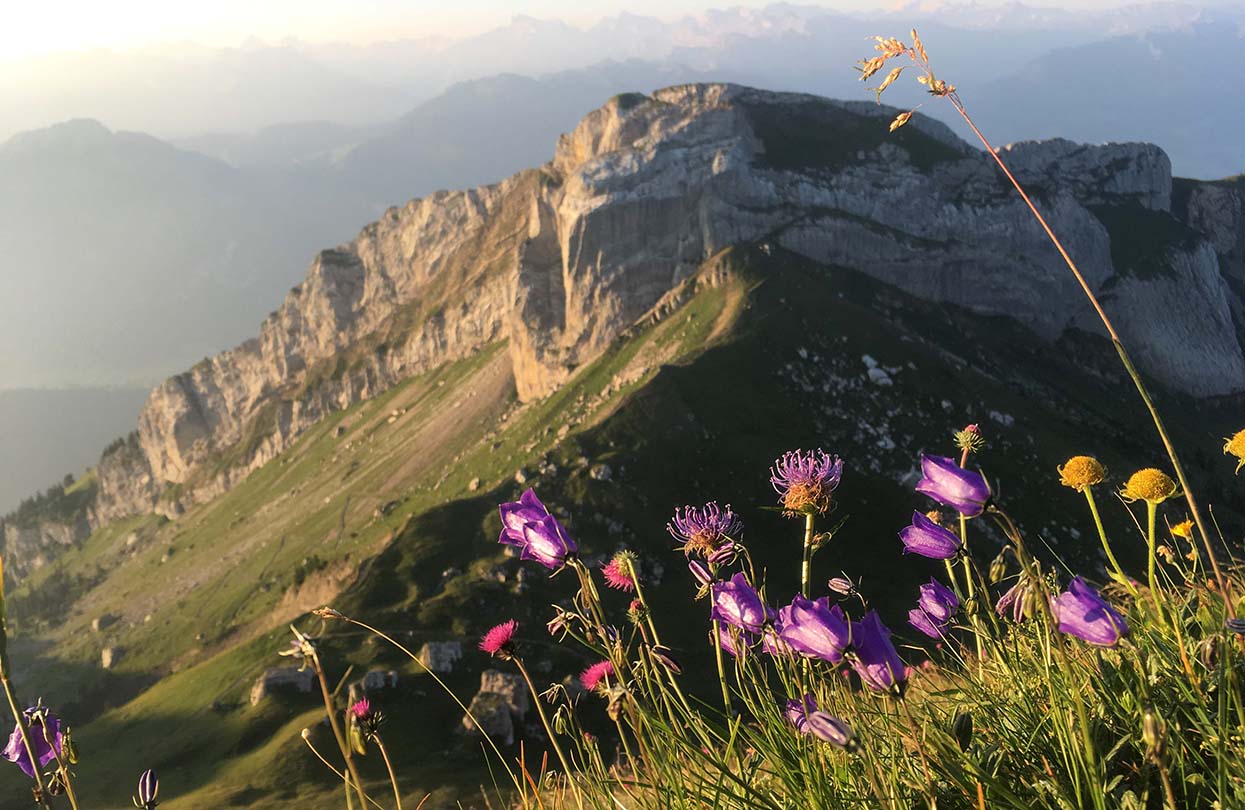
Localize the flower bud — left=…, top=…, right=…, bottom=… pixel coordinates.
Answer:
left=952, top=711, right=973, bottom=751
left=988, top=551, right=1009, bottom=584
left=649, top=645, right=683, bottom=675
left=1142, top=707, right=1166, bottom=758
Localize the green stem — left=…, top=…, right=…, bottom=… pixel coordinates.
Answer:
left=1084, top=488, right=1131, bottom=592
left=801, top=513, right=815, bottom=598
left=711, top=619, right=732, bottom=716
left=947, top=94, right=1233, bottom=614
left=311, top=652, right=368, bottom=810
left=514, top=659, right=583, bottom=810
left=1146, top=502, right=1166, bottom=624
left=373, top=735, right=402, bottom=810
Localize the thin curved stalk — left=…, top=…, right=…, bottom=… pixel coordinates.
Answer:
left=374, top=735, right=402, bottom=810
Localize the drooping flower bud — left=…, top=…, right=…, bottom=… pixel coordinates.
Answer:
left=952, top=711, right=973, bottom=752
left=133, top=769, right=159, bottom=810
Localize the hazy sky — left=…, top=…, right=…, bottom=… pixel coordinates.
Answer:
left=7, top=0, right=1140, bottom=61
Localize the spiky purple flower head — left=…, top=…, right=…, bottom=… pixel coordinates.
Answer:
left=479, top=619, right=519, bottom=659
left=668, top=502, right=743, bottom=557
left=770, top=449, right=843, bottom=515
left=602, top=553, right=637, bottom=592
left=580, top=660, right=615, bottom=691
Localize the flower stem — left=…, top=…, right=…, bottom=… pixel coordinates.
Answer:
left=711, top=619, right=732, bottom=716
left=1084, top=488, right=1131, bottom=592
left=310, top=651, right=368, bottom=810
left=332, top=615, right=522, bottom=792
left=373, top=735, right=402, bottom=810
left=1146, top=502, right=1167, bottom=624
left=945, top=93, right=1232, bottom=614
left=801, top=513, right=815, bottom=598
left=300, top=731, right=386, bottom=810
left=41, top=722, right=79, bottom=810
left=513, top=658, right=583, bottom=810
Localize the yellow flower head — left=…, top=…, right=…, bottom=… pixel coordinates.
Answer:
left=1058, top=455, right=1107, bottom=492
left=1170, top=519, right=1194, bottom=540
left=1223, top=429, right=1245, bottom=474
left=1120, top=468, right=1178, bottom=505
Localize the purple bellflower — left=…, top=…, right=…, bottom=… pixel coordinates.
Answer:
left=1053, top=576, right=1129, bottom=647
left=498, top=489, right=577, bottom=569
left=915, top=455, right=990, bottom=517
left=777, top=594, right=851, bottom=664
left=908, top=578, right=958, bottom=638
left=2, top=707, right=62, bottom=779
left=711, top=573, right=769, bottom=634
left=900, top=511, right=962, bottom=559
left=851, top=612, right=907, bottom=694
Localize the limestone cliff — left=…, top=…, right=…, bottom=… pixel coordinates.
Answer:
left=23, top=84, right=1245, bottom=544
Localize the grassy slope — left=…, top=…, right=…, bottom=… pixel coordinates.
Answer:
left=3, top=246, right=1242, bottom=809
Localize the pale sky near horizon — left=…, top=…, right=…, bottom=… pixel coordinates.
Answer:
left=4, top=0, right=1144, bottom=62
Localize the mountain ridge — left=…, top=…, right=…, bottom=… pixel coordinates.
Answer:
left=7, top=81, right=1245, bottom=584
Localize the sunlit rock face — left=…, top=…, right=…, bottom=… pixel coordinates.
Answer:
left=93, top=83, right=1245, bottom=521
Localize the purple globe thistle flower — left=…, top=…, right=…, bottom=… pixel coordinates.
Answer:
left=915, top=455, right=990, bottom=517
left=2, top=707, right=62, bottom=779
left=807, top=712, right=857, bottom=751
left=1052, top=576, right=1129, bottom=647
left=668, top=502, right=743, bottom=557
left=777, top=594, right=851, bottom=664
left=850, top=612, right=907, bottom=694
left=770, top=449, right=844, bottom=515
left=995, top=579, right=1036, bottom=623
left=498, top=489, right=577, bottom=569
left=710, top=572, right=769, bottom=633
left=135, top=769, right=159, bottom=809
left=900, top=511, right=963, bottom=559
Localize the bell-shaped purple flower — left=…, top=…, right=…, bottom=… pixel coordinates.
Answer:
left=900, top=511, right=962, bottom=559
left=497, top=489, right=577, bottom=569
left=909, top=578, right=959, bottom=639
left=2, top=708, right=63, bottom=778
left=1053, top=576, right=1129, bottom=647
left=918, top=579, right=959, bottom=622
left=915, top=455, right=990, bottom=517
left=710, top=573, right=768, bottom=633
left=717, top=623, right=755, bottom=658
left=995, top=579, right=1035, bottom=623
left=784, top=694, right=816, bottom=733
left=908, top=608, right=943, bottom=639
left=777, top=594, right=850, bottom=664
left=850, top=612, right=907, bottom=693
left=807, top=712, right=856, bottom=751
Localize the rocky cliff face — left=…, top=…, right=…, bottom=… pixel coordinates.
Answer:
left=54, top=84, right=1245, bottom=532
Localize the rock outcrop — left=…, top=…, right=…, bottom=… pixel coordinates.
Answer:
left=37, top=84, right=1245, bottom=530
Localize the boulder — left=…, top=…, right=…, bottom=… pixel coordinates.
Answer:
left=418, top=641, right=463, bottom=674
left=461, top=692, right=514, bottom=746
left=249, top=667, right=316, bottom=705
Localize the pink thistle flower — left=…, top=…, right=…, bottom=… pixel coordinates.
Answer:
left=349, top=698, right=372, bottom=719
left=602, top=554, right=636, bottom=592
left=479, top=619, right=519, bottom=659
left=580, top=660, right=615, bottom=691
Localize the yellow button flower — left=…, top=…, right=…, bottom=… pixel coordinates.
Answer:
left=1119, top=468, right=1178, bottom=504
left=1058, top=456, right=1107, bottom=492
left=1224, top=429, right=1245, bottom=474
